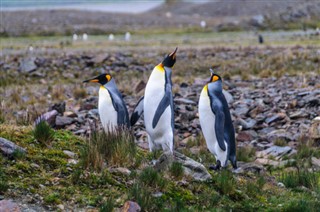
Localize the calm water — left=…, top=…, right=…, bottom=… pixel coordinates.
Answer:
left=1, top=0, right=166, bottom=13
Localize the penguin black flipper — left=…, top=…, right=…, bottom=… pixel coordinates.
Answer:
left=130, top=96, right=144, bottom=126
left=208, top=91, right=226, bottom=151
left=107, top=88, right=130, bottom=128
left=152, top=91, right=171, bottom=129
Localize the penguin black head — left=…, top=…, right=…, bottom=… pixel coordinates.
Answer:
left=209, top=73, right=222, bottom=83
left=161, top=47, right=178, bottom=68
left=83, top=73, right=112, bottom=85
left=208, top=65, right=222, bottom=83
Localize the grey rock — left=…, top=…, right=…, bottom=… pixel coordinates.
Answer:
left=49, top=102, right=66, bottom=115
left=236, top=130, right=257, bottom=142
left=256, top=146, right=294, bottom=160
left=19, top=58, right=37, bottom=73
left=174, top=98, right=197, bottom=106
left=236, top=118, right=257, bottom=130
left=309, top=117, right=320, bottom=140
left=234, top=103, right=249, bottom=117
left=311, top=157, right=320, bottom=169
left=34, top=110, right=58, bottom=127
left=265, top=113, right=286, bottom=124
left=0, top=200, right=21, bottom=212
left=267, top=129, right=293, bottom=142
left=153, top=152, right=174, bottom=172
left=122, top=201, right=141, bottom=212
left=174, top=151, right=212, bottom=181
left=0, top=137, right=26, bottom=158
left=109, top=167, right=131, bottom=176
left=63, top=150, right=76, bottom=159
left=55, top=116, right=74, bottom=128
left=233, top=162, right=265, bottom=175
left=255, top=158, right=294, bottom=168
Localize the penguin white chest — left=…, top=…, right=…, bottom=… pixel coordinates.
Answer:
left=199, top=88, right=228, bottom=165
left=144, top=68, right=172, bottom=140
left=98, top=87, right=117, bottom=130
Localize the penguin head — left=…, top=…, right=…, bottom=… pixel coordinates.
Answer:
left=209, top=73, right=222, bottom=83
left=161, top=47, right=178, bottom=68
left=83, top=73, right=112, bottom=85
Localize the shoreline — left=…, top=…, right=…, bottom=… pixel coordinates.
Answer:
left=0, top=2, right=163, bottom=13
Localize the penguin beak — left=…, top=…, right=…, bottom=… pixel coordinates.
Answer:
left=83, top=77, right=99, bottom=83
left=169, top=47, right=178, bottom=59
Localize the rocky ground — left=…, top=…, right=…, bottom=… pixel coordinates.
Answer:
left=1, top=31, right=320, bottom=210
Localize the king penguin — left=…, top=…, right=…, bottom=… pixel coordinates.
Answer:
left=83, top=73, right=130, bottom=130
left=131, top=48, right=177, bottom=154
left=198, top=69, right=237, bottom=170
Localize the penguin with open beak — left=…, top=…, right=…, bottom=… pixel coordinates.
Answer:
left=198, top=68, right=237, bottom=170
left=83, top=73, right=130, bottom=130
left=131, top=48, right=177, bottom=154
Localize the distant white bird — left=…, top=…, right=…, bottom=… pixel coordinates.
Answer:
left=109, top=34, right=114, bottom=41
left=28, top=45, right=34, bottom=52
left=200, top=20, right=206, bottom=29
left=73, top=34, right=78, bottom=41
left=82, top=33, right=88, bottom=41
left=125, top=32, right=131, bottom=41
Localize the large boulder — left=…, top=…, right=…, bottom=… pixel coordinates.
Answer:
left=154, top=151, right=212, bottom=181
left=0, top=137, right=26, bottom=158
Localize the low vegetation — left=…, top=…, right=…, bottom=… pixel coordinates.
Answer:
left=1, top=124, right=320, bottom=210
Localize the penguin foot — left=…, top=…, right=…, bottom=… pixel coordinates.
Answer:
left=209, top=160, right=221, bottom=171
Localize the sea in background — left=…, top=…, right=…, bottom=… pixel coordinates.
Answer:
left=1, top=0, right=166, bottom=13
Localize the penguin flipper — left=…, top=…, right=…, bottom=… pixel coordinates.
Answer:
left=130, top=96, right=144, bottom=126
left=152, top=92, right=170, bottom=129
left=108, top=90, right=130, bottom=127
left=209, top=93, right=226, bottom=151
left=214, top=110, right=226, bottom=151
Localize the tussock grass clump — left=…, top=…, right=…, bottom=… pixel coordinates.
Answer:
left=245, top=176, right=266, bottom=197
left=73, top=87, right=87, bottom=99
left=130, top=183, right=162, bottom=211
left=33, top=120, right=55, bottom=146
left=139, top=167, right=166, bottom=189
left=283, top=199, right=319, bottom=212
left=273, top=139, right=287, bottom=147
left=214, top=169, right=236, bottom=195
left=237, top=146, right=256, bottom=162
left=44, top=192, right=61, bottom=204
left=169, top=161, right=184, bottom=180
left=279, top=170, right=318, bottom=190
left=0, top=167, right=9, bottom=194
left=100, top=197, right=114, bottom=212
left=81, top=127, right=137, bottom=171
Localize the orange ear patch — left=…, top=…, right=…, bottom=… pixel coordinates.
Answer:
left=212, top=75, right=219, bottom=82
left=106, top=74, right=111, bottom=81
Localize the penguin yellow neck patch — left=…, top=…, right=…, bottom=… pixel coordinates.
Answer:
left=155, top=63, right=165, bottom=72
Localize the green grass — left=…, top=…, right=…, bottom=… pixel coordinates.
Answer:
left=169, top=161, right=184, bottom=180
left=279, top=170, right=319, bottom=190
left=80, top=127, right=139, bottom=171
left=237, top=146, right=256, bottom=162
left=33, top=120, right=55, bottom=146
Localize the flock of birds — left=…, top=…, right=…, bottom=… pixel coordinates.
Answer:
left=83, top=48, right=237, bottom=170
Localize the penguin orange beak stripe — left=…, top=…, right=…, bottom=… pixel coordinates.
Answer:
left=83, top=79, right=99, bottom=83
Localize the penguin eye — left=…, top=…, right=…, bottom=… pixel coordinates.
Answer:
left=106, top=74, right=111, bottom=82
